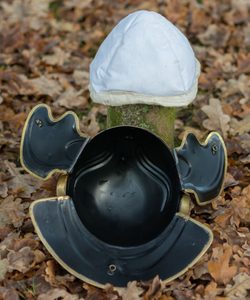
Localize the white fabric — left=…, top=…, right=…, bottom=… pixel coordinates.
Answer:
left=89, top=10, right=200, bottom=107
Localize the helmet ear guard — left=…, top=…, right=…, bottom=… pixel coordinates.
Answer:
left=20, top=104, right=88, bottom=180
left=174, top=132, right=227, bottom=205
left=21, top=105, right=227, bottom=287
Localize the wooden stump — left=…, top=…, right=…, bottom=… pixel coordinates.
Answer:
left=107, top=105, right=176, bottom=148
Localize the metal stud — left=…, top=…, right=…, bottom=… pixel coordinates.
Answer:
left=211, top=144, right=218, bottom=155
left=107, top=264, right=117, bottom=276
left=35, top=119, right=43, bottom=127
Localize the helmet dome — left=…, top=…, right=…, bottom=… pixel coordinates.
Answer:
left=68, top=126, right=181, bottom=246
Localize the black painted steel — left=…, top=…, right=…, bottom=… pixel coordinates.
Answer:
left=67, top=126, right=181, bottom=246
left=175, top=133, right=226, bottom=203
left=32, top=198, right=211, bottom=287
left=21, top=105, right=87, bottom=178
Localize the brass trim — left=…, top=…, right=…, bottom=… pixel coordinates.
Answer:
left=179, top=194, right=190, bottom=215
left=30, top=197, right=213, bottom=289
left=20, top=104, right=86, bottom=181
left=176, top=131, right=228, bottom=206
left=56, top=175, right=68, bottom=196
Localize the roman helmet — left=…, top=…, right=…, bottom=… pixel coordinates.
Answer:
left=20, top=104, right=226, bottom=287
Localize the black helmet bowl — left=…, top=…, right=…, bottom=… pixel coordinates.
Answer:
left=20, top=104, right=227, bottom=287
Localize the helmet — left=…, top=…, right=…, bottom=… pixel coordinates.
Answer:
left=20, top=105, right=226, bottom=287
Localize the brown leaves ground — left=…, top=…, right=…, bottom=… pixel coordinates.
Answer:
left=0, top=0, right=250, bottom=299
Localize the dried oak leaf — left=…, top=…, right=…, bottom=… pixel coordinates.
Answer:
left=207, top=244, right=237, bottom=285
left=240, top=154, right=250, bottom=164
left=230, top=114, right=250, bottom=136
left=0, top=71, right=29, bottom=95
left=230, top=185, right=250, bottom=226
left=9, top=237, right=39, bottom=252
left=237, top=53, right=250, bottom=74
left=144, top=275, right=163, bottom=300
left=7, top=246, right=35, bottom=273
left=204, top=281, right=219, bottom=300
left=118, top=281, right=143, bottom=300
left=1, top=0, right=50, bottom=30
left=0, top=182, right=8, bottom=198
left=215, top=186, right=250, bottom=229
left=223, top=173, right=239, bottom=189
left=73, top=70, right=89, bottom=88
left=239, top=133, right=250, bottom=153
left=225, top=273, right=250, bottom=300
left=0, top=287, right=19, bottom=300
left=83, top=283, right=120, bottom=300
left=217, top=75, right=250, bottom=101
left=0, top=196, right=28, bottom=228
left=0, top=258, right=8, bottom=280
left=198, top=24, right=230, bottom=48
left=83, top=283, right=109, bottom=300
left=55, top=87, right=88, bottom=109
left=42, top=47, right=70, bottom=66
left=81, top=107, right=100, bottom=137
left=64, top=0, right=92, bottom=10
left=202, top=98, right=230, bottom=138
left=4, top=160, right=41, bottom=198
left=19, top=75, right=62, bottom=99
left=37, top=288, right=81, bottom=300
left=45, top=260, right=75, bottom=288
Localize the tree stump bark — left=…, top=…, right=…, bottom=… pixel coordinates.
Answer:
left=107, top=105, right=176, bottom=148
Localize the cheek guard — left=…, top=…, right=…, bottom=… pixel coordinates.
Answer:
left=20, top=104, right=227, bottom=288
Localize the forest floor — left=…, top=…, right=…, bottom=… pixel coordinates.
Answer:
left=0, top=0, right=249, bottom=299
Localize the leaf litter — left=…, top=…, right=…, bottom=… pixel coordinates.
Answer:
left=0, top=0, right=249, bottom=299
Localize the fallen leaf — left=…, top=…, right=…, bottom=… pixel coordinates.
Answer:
left=225, top=273, right=250, bottom=300
left=223, top=173, right=239, bottom=189
left=0, top=287, right=19, bottom=300
left=19, top=75, right=63, bottom=99
left=0, top=196, right=28, bottom=228
left=81, top=107, right=100, bottom=137
left=208, top=244, right=237, bottom=284
left=198, top=24, right=230, bottom=48
left=45, top=260, right=58, bottom=286
left=144, top=275, right=163, bottom=300
left=83, top=283, right=111, bottom=300
left=55, top=87, right=87, bottom=109
left=7, top=246, right=35, bottom=273
left=37, top=288, right=80, bottom=300
left=0, top=182, right=8, bottom=198
left=4, top=160, right=41, bottom=198
left=118, top=281, right=143, bottom=300
left=73, top=70, right=89, bottom=88
left=1, top=0, right=50, bottom=30
left=0, top=259, right=8, bottom=280
left=204, top=281, right=219, bottom=300
left=64, top=0, right=92, bottom=10
left=230, top=115, right=250, bottom=136
left=240, top=154, right=250, bottom=164
left=202, top=98, right=230, bottom=138
left=9, top=237, right=39, bottom=252
left=42, top=47, right=70, bottom=66
left=239, top=133, right=250, bottom=153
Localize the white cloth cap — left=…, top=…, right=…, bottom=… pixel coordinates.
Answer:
left=89, top=10, right=200, bottom=107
